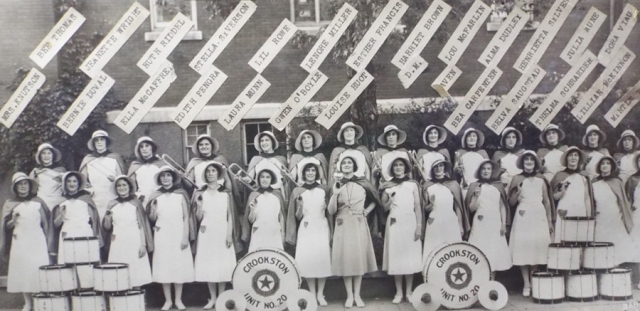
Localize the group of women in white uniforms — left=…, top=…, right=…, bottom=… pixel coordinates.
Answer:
left=3, top=122, right=640, bottom=310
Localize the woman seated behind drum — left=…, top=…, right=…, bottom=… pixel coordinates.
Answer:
left=550, top=147, right=595, bottom=243
left=507, top=151, right=553, bottom=297
left=416, top=125, right=451, bottom=181
left=329, top=154, right=381, bottom=308
left=127, top=137, right=164, bottom=207
left=147, top=166, right=195, bottom=311
left=289, top=130, right=329, bottom=185
left=625, top=153, right=640, bottom=288
left=102, top=175, right=153, bottom=289
left=380, top=156, right=423, bottom=304
left=29, top=143, right=66, bottom=209
left=466, top=160, right=512, bottom=278
left=455, top=128, right=489, bottom=196
left=592, top=156, right=636, bottom=265
left=536, top=124, right=568, bottom=182
left=615, top=130, right=640, bottom=184
left=582, top=125, right=611, bottom=179
left=1, top=173, right=54, bottom=311
left=492, top=127, right=524, bottom=188
left=243, top=168, right=286, bottom=252
left=285, top=160, right=332, bottom=306
left=192, top=161, right=240, bottom=309
left=53, top=172, right=102, bottom=264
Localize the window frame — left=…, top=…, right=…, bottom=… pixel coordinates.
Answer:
left=242, top=121, right=284, bottom=167
left=290, top=0, right=331, bottom=32
left=146, top=0, right=203, bottom=41
left=183, top=122, right=211, bottom=163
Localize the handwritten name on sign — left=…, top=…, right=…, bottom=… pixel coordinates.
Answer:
left=29, top=8, right=86, bottom=69
left=57, top=72, right=115, bottom=136
left=249, top=19, right=298, bottom=73
left=432, top=65, right=462, bottom=97
left=219, top=75, right=271, bottom=131
left=478, top=7, right=528, bottom=67
left=572, top=47, right=635, bottom=123
left=598, top=3, right=637, bottom=67
left=529, top=51, right=598, bottom=130
left=173, top=66, right=228, bottom=129
left=514, top=0, right=578, bottom=73
left=114, top=62, right=176, bottom=134
left=391, top=0, right=450, bottom=69
left=80, top=3, right=149, bottom=78
left=269, top=70, right=328, bottom=131
left=445, top=67, right=503, bottom=135
left=605, top=80, right=640, bottom=128
left=315, top=70, right=374, bottom=129
left=559, top=7, right=606, bottom=66
left=486, top=65, right=545, bottom=135
left=137, top=13, right=193, bottom=76
left=0, top=68, right=46, bottom=129
left=300, top=3, right=357, bottom=72
left=346, top=0, right=408, bottom=72
left=398, top=56, right=428, bottom=89
left=190, top=1, right=256, bottom=74
left=438, top=0, right=490, bottom=66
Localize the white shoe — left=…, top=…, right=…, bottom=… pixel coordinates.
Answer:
left=523, top=287, right=531, bottom=297
left=392, top=294, right=403, bottom=304
left=21, top=305, right=31, bottom=311
left=345, top=297, right=354, bottom=308
left=317, top=295, right=327, bottom=307
left=175, top=300, right=186, bottom=310
left=161, top=302, right=172, bottom=311
left=354, top=296, right=365, bottom=308
left=204, top=298, right=215, bottom=309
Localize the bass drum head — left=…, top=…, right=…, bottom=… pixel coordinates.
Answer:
left=422, top=242, right=491, bottom=309
left=232, top=248, right=301, bottom=311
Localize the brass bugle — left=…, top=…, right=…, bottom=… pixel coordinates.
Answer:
left=371, top=151, right=383, bottom=171
left=159, top=154, right=197, bottom=188
left=273, top=160, right=301, bottom=186
left=454, top=151, right=468, bottom=188
left=228, top=163, right=259, bottom=191
left=409, top=150, right=426, bottom=180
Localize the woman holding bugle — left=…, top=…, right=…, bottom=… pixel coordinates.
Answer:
left=582, top=125, right=611, bottom=179
left=454, top=128, right=489, bottom=197
left=493, top=127, right=524, bottom=188
left=289, top=130, right=329, bottom=185
left=128, top=136, right=163, bottom=207
left=29, top=143, right=65, bottom=209
left=614, top=130, right=640, bottom=184
left=536, top=124, right=568, bottom=182
left=243, top=168, right=286, bottom=252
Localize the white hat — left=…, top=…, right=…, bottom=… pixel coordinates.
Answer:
left=35, top=143, right=62, bottom=165
left=154, top=166, right=182, bottom=186
left=500, top=127, right=523, bottom=148
left=337, top=122, right=364, bottom=143
left=595, top=155, right=619, bottom=176
left=337, top=149, right=362, bottom=173
left=429, top=159, right=452, bottom=180
left=294, top=130, right=322, bottom=151
left=474, top=160, right=500, bottom=180
left=191, top=135, right=220, bottom=156
left=423, top=125, right=447, bottom=145
left=134, top=136, right=158, bottom=160
left=296, top=157, right=322, bottom=182
left=560, top=146, right=586, bottom=167
left=201, top=161, right=225, bottom=183
left=386, top=155, right=411, bottom=178
left=539, top=124, right=565, bottom=144
left=461, top=128, right=485, bottom=148
left=582, top=124, right=607, bottom=147
left=61, top=171, right=88, bottom=194
left=377, top=125, right=407, bottom=146
left=254, top=131, right=279, bottom=152
left=111, top=175, right=137, bottom=196
left=617, top=129, right=640, bottom=150
left=515, top=150, right=541, bottom=170
left=11, top=172, right=38, bottom=197
left=256, top=168, right=278, bottom=185
left=87, top=130, right=113, bottom=151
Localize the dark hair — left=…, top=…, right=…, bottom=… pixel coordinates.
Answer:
left=341, top=156, right=359, bottom=172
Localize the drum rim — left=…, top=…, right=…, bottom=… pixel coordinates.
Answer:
left=232, top=247, right=301, bottom=283
left=108, top=289, right=145, bottom=297
left=33, top=293, right=68, bottom=298
left=532, top=271, right=562, bottom=278
left=39, top=264, right=73, bottom=270
left=93, top=262, right=129, bottom=270
left=566, top=270, right=597, bottom=276
left=603, top=268, right=631, bottom=274
left=563, top=216, right=596, bottom=220
left=423, top=241, right=492, bottom=280
left=63, top=236, right=99, bottom=241
left=585, top=242, right=614, bottom=247
left=531, top=297, right=564, bottom=304
left=548, top=243, right=582, bottom=249
left=565, top=296, right=598, bottom=302
left=600, top=295, right=633, bottom=301
left=68, top=261, right=101, bottom=267
left=71, top=291, right=103, bottom=297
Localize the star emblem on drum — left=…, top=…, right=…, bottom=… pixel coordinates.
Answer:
left=259, top=274, right=274, bottom=290
left=252, top=269, right=280, bottom=297
left=451, top=268, right=466, bottom=284
left=446, top=262, right=472, bottom=290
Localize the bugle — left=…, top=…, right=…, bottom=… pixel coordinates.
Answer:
left=370, top=151, right=383, bottom=171
left=159, top=154, right=197, bottom=187
left=88, top=161, right=116, bottom=182
left=454, top=151, right=468, bottom=188
left=228, top=163, right=260, bottom=191
left=408, top=150, right=426, bottom=180
left=272, top=160, right=301, bottom=186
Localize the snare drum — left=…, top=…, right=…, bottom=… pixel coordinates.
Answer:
left=93, top=263, right=130, bottom=292
left=532, top=271, right=564, bottom=304
left=39, top=264, right=77, bottom=293
left=547, top=243, right=581, bottom=272
left=63, top=237, right=100, bottom=264
left=74, top=262, right=99, bottom=291
left=108, top=290, right=145, bottom=311
left=560, top=216, right=595, bottom=245
left=598, top=268, right=633, bottom=301
left=583, top=242, right=616, bottom=271
left=71, top=291, right=106, bottom=311
left=565, top=270, right=598, bottom=302
left=34, top=293, right=70, bottom=311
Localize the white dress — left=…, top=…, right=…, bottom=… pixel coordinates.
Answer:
left=584, top=150, right=606, bottom=179
left=57, top=199, right=95, bottom=264
left=152, top=193, right=195, bottom=283
left=554, top=173, right=592, bottom=243
left=7, top=201, right=49, bottom=293
left=468, top=184, right=512, bottom=271
left=295, top=188, right=332, bottom=278
left=542, top=149, right=565, bottom=182
left=630, top=184, right=640, bottom=262
left=383, top=182, right=423, bottom=275
left=133, top=164, right=161, bottom=207
left=619, top=152, right=639, bottom=184
left=84, top=157, right=121, bottom=218
left=107, top=201, right=152, bottom=287
left=499, top=153, right=521, bottom=187
left=509, top=177, right=551, bottom=265
left=194, top=190, right=237, bottom=283
left=379, top=150, right=408, bottom=182
left=460, top=151, right=486, bottom=197
left=248, top=192, right=283, bottom=252
left=31, top=168, right=64, bottom=209
left=423, top=183, right=462, bottom=265
left=420, top=152, right=445, bottom=180
left=593, top=180, right=636, bottom=265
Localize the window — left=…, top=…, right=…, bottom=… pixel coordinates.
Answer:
left=146, top=0, right=203, bottom=41
left=290, top=0, right=332, bottom=31
left=183, top=123, right=210, bottom=163
left=242, top=122, right=286, bottom=166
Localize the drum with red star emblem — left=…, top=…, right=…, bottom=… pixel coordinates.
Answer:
left=232, top=248, right=301, bottom=311
left=423, top=242, right=491, bottom=309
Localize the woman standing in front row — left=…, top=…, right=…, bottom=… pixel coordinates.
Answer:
left=243, top=168, right=286, bottom=252
left=625, top=153, right=640, bottom=288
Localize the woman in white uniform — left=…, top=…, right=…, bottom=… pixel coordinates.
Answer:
left=327, top=122, right=372, bottom=186
left=373, top=125, right=412, bottom=185
left=147, top=166, right=195, bottom=311
left=127, top=137, right=163, bottom=207
left=625, top=153, right=640, bottom=287
left=508, top=151, right=553, bottom=297
left=380, top=156, right=423, bottom=304
left=536, top=124, right=567, bottom=182
left=246, top=132, right=290, bottom=203
left=102, top=175, right=153, bottom=288
left=582, top=125, right=611, bottom=179
left=289, top=130, right=329, bottom=185
left=492, top=127, right=524, bottom=187
left=416, top=125, right=451, bottom=181
left=29, top=143, right=65, bottom=209
left=286, top=159, right=332, bottom=306
left=455, top=128, right=489, bottom=196
left=1, top=173, right=53, bottom=311
left=243, top=168, right=286, bottom=252
left=185, top=135, right=232, bottom=190
left=614, top=130, right=640, bottom=184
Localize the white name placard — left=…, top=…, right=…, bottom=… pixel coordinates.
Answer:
left=391, top=0, right=450, bottom=69
left=137, top=13, right=194, bottom=76
left=605, top=80, right=640, bottom=128
left=269, top=70, right=328, bottom=131
left=444, top=66, right=502, bottom=135
left=315, top=70, right=374, bottom=129
left=80, top=2, right=149, bottom=78
left=0, top=68, right=46, bottom=128
left=57, top=72, right=115, bottom=135
left=190, top=1, right=256, bottom=74
left=572, top=46, right=635, bottom=123
left=219, top=75, right=271, bottom=131
left=513, top=0, right=578, bottom=73
left=300, top=3, right=357, bottom=72
left=598, top=3, right=637, bottom=66
left=173, top=66, right=228, bottom=129
left=559, top=7, right=606, bottom=66
left=29, top=8, right=86, bottom=69
left=438, top=0, right=490, bottom=66
left=485, top=65, right=545, bottom=135
left=432, top=65, right=462, bottom=97
left=114, top=62, right=176, bottom=134
left=249, top=19, right=298, bottom=73
left=346, top=0, right=408, bottom=72
left=478, top=7, right=528, bottom=67
left=398, top=56, right=428, bottom=89
left=529, top=51, right=598, bottom=130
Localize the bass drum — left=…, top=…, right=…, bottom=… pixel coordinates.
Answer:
left=232, top=248, right=301, bottom=311
left=423, top=242, right=491, bottom=309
